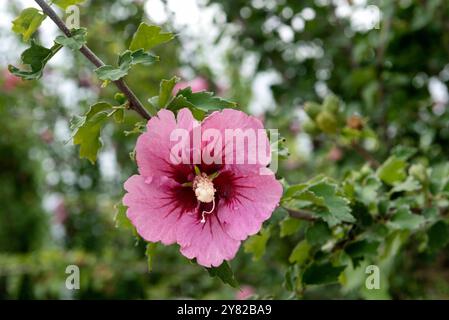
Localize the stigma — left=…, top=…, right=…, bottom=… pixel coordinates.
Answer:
left=193, top=173, right=216, bottom=223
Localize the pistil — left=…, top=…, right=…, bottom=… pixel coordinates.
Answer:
left=193, top=173, right=216, bottom=223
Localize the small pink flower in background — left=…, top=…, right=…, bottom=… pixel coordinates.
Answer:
left=289, top=118, right=301, bottom=134
left=40, top=129, right=54, bottom=144
left=173, top=77, right=209, bottom=93
left=284, top=158, right=300, bottom=171
left=236, top=285, right=255, bottom=300
left=123, top=108, right=282, bottom=267
left=328, top=146, right=343, bottom=162
left=1, top=70, right=21, bottom=91
left=54, top=199, right=68, bottom=224
left=216, top=83, right=229, bottom=97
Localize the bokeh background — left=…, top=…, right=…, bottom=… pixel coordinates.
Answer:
left=1, top=0, right=449, bottom=299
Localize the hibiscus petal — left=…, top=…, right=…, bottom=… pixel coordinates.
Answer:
left=177, top=214, right=241, bottom=267
left=123, top=175, right=188, bottom=245
left=217, top=169, right=283, bottom=240
left=136, top=108, right=197, bottom=180
left=201, top=109, right=271, bottom=171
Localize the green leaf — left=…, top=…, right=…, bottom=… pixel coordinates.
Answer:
left=172, top=87, right=237, bottom=112
left=52, top=0, right=85, bottom=10
left=389, top=206, right=425, bottom=230
left=427, top=221, right=449, bottom=252
left=391, top=145, right=417, bottom=160
left=430, top=162, right=449, bottom=194
left=70, top=102, right=112, bottom=163
left=8, top=41, right=62, bottom=80
left=282, top=177, right=354, bottom=227
left=243, top=228, right=270, bottom=260
left=112, top=107, right=125, bottom=123
left=127, top=49, right=159, bottom=65
left=284, top=266, right=298, bottom=292
left=344, top=240, right=380, bottom=266
left=167, top=94, right=207, bottom=120
left=55, top=28, right=87, bottom=50
left=114, top=202, right=132, bottom=229
left=423, top=207, right=439, bottom=220
left=95, top=65, right=128, bottom=82
left=357, top=175, right=382, bottom=207
left=282, top=175, right=328, bottom=201
left=145, top=243, right=157, bottom=272
left=377, top=156, right=407, bottom=186
left=409, top=163, right=427, bottom=183
left=283, top=182, right=311, bottom=199
left=390, top=176, right=421, bottom=194
left=206, top=262, right=238, bottom=288
left=12, top=8, right=46, bottom=42
left=309, top=181, right=355, bottom=226
left=159, top=77, right=179, bottom=108
left=95, top=49, right=159, bottom=81
left=302, top=262, right=346, bottom=285
left=351, top=202, right=374, bottom=227
left=148, top=76, right=180, bottom=111
left=295, top=190, right=326, bottom=206
left=129, top=23, right=175, bottom=51
left=280, top=217, right=302, bottom=237
left=289, top=240, right=311, bottom=265
left=306, top=221, right=332, bottom=246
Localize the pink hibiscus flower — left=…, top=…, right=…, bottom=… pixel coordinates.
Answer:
left=123, top=108, right=282, bottom=267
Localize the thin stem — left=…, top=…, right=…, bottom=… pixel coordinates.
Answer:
left=377, top=3, right=394, bottom=145
left=350, top=142, right=380, bottom=168
left=328, top=136, right=380, bottom=169
left=34, top=0, right=151, bottom=120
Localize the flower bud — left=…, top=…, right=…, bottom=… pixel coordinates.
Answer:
left=302, top=119, right=319, bottom=135
left=304, top=101, right=321, bottom=120
left=323, top=95, right=340, bottom=113
left=346, top=115, right=364, bottom=130
left=316, top=111, right=338, bottom=134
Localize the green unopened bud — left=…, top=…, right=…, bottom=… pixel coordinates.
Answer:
left=114, top=92, right=127, bottom=105
left=304, top=102, right=322, bottom=120
left=302, top=120, right=319, bottom=135
left=316, top=111, right=338, bottom=134
left=323, top=94, right=340, bottom=113
left=409, top=164, right=427, bottom=183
